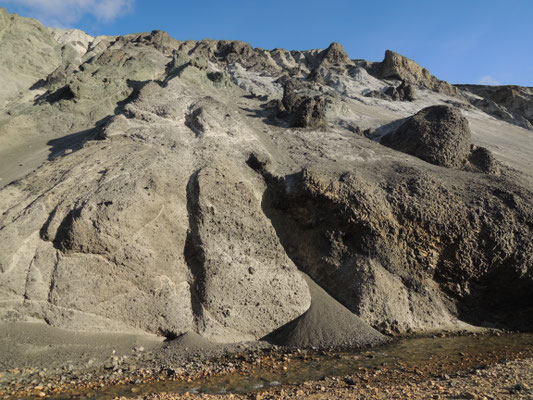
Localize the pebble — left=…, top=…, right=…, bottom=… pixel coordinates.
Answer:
left=343, top=376, right=356, bottom=386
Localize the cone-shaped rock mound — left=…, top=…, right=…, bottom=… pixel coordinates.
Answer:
left=264, top=275, right=387, bottom=349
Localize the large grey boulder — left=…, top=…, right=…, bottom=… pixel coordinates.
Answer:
left=381, top=105, right=472, bottom=168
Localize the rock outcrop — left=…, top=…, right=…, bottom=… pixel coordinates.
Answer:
left=368, top=50, right=458, bottom=96
left=318, top=42, right=351, bottom=66
left=276, top=78, right=327, bottom=128
left=0, top=8, right=64, bottom=106
left=1, top=9, right=532, bottom=350
left=381, top=105, right=472, bottom=168
left=457, top=84, right=533, bottom=130
left=365, top=80, right=417, bottom=102
left=257, top=165, right=533, bottom=333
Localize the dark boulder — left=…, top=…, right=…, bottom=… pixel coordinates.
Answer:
left=397, top=80, right=417, bottom=101
left=293, top=96, right=326, bottom=128
left=277, top=78, right=326, bottom=129
left=381, top=105, right=471, bottom=168
left=365, top=81, right=416, bottom=102
left=468, top=145, right=500, bottom=175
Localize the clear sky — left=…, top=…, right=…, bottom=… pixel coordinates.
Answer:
left=1, top=0, right=531, bottom=86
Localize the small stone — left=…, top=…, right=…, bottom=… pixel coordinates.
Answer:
left=344, top=377, right=356, bottom=386
left=510, top=383, right=526, bottom=394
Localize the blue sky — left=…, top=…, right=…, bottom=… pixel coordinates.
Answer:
left=1, top=0, right=531, bottom=86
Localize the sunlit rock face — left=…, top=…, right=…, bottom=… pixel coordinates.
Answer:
left=1, top=9, right=532, bottom=348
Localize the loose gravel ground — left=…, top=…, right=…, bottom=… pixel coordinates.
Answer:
left=136, top=357, right=533, bottom=400
left=3, top=333, right=532, bottom=400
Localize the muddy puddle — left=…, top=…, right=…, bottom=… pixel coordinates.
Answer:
left=37, top=333, right=533, bottom=399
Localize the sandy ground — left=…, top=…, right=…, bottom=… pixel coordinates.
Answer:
left=466, top=110, right=533, bottom=177
left=0, top=322, right=163, bottom=371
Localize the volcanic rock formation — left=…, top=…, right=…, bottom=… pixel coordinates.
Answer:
left=457, top=84, right=533, bottom=130
left=0, top=8, right=532, bottom=351
left=367, top=50, right=459, bottom=96
left=381, top=105, right=472, bottom=168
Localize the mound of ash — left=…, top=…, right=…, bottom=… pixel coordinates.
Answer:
left=265, top=274, right=387, bottom=349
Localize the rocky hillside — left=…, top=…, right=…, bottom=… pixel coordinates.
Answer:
left=457, top=84, right=533, bottom=130
left=0, top=8, right=532, bottom=349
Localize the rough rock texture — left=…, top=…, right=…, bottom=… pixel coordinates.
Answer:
left=277, top=78, right=327, bottom=128
left=257, top=166, right=533, bottom=333
left=0, top=8, right=64, bottom=107
left=0, top=67, right=312, bottom=341
left=365, top=80, right=417, bottom=102
left=0, top=9, right=532, bottom=348
left=381, top=105, right=472, bottom=168
left=471, top=96, right=532, bottom=130
left=369, top=50, right=458, bottom=96
left=186, top=163, right=311, bottom=342
left=467, top=145, right=501, bottom=175
left=457, top=84, right=533, bottom=130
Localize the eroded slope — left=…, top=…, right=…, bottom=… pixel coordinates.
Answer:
left=0, top=13, right=532, bottom=348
